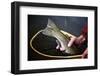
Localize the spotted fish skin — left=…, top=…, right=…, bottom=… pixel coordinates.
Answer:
left=42, top=19, right=81, bottom=55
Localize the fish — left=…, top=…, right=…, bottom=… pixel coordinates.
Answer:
left=42, top=19, right=81, bottom=55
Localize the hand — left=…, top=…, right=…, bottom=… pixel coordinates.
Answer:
left=81, top=48, right=88, bottom=58
left=56, top=35, right=86, bottom=51
left=68, top=35, right=86, bottom=47
left=56, top=40, right=65, bottom=51
left=55, top=37, right=76, bottom=51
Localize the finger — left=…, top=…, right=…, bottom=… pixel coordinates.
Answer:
left=56, top=40, right=61, bottom=49
left=80, top=38, right=86, bottom=44
left=56, top=45, right=60, bottom=49
left=68, top=37, right=76, bottom=47
left=60, top=47, right=65, bottom=51
left=82, top=54, right=85, bottom=58
left=81, top=48, right=88, bottom=58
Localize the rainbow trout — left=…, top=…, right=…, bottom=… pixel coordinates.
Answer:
left=42, top=19, right=80, bottom=55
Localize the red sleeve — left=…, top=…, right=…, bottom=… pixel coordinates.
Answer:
left=81, top=25, right=88, bottom=39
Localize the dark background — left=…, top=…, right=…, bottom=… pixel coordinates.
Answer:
left=28, top=15, right=87, bottom=61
